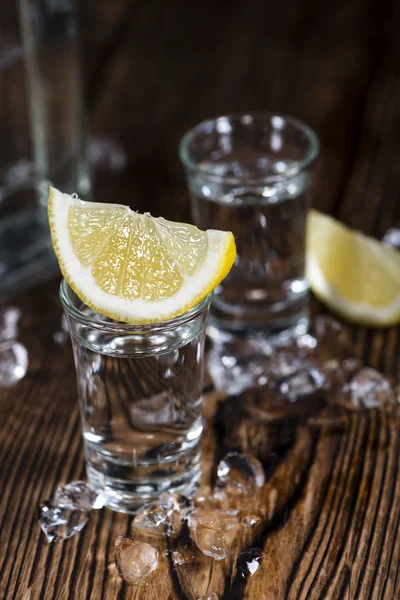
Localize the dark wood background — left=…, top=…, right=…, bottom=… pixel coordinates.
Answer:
left=2, top=0, right=400, bottom=598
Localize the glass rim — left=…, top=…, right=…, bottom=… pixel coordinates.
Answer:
left=179, top=111, right=320, bottom=185
left=60, top=279, right=212, bottom=333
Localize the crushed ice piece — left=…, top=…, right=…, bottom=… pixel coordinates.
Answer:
left=278, top=367, right=325, bottom=400
left=296, top=333, right=318, bottom=349
left=240, top=515, right=261, bottom=528
left=267, top=347, right=304, bottom=378
left=206, top=337, right=273, bottom=395
left=114, top=535, right=158, bottom=585
left=345, top=368, right=393, bottom=408
left=53, top=481, right=100, bottom=511
left=132, top=495, right=183, bottom=536
left=236, top=548, right=263, bottom=579
left=130, top=390, right=193, bottom=429
left=216, top=452, right=265, bottom=496
left=199, top=594, right=219, bottom=600
left=39, top=501, right=89, bottom=543
left=171, top=548, right=195, bottom=566
left=159, top=491, right=194, bottom=519
left=0, top=342, right=28, bottom=388
left=188, top=509, right=239, bottom=561
left=382, top=227, right=400, bottom=248
left=193, top=487, right=223, bottom=510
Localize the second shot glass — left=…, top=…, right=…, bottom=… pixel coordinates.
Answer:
left=180, top=112, right=319, bottom=342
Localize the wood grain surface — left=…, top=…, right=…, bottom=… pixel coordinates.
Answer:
left=2, top=0, right=400, bottom=598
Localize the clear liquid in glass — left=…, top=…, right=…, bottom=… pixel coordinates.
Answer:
left=188, top=157, right=311, bottom=337
left=69, top=308, right=206, bottom=513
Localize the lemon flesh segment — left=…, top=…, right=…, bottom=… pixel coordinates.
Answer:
left=48, top=187, right=236, bottom=323
left=306, top=210, right=400, bottom=326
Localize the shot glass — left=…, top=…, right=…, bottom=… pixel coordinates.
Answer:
left=61, top=280, right=211, bottom=513
left=179, top=113, right=319, bottom=341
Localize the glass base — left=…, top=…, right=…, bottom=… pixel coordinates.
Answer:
left=208, top=300, right=309, bottom=341
left=0, top=207, right=58, bottom=300
left=207, top=313, right=309, bottom=345
left=86, top=446, right=201, bottom=514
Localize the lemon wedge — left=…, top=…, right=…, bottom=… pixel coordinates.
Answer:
left=306, top=209, right=400, bottom=326
left=48, top=187, right=236, bottom=323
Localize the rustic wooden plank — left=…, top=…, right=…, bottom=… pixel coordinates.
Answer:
left=1, top=0, right=400, bottom=598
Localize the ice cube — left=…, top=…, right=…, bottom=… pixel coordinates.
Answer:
left=159, top=491, right=194, bottom=519
left=188, top=509, right=239, bottom=561
left=193, top=487, right=223, bottom=510
left=345, top=368, right=393, bottom=408
left=53, top=481, right=100, bottom=511
left=216, top=452, right=265, bottom=497
left=114, top=535, right=158, bottom=585
left=39, top=501, right=89, bottom=543
left=278, top=367, right=325, bottom=400
left=267, top=347, right=305, bottom=378
left=199, top=594, right=219, bottom=600
left=236, top=548, right=263, bottom=579
left=296, top=334, right=318, bottom=349
left=132, top=495, right=182, bottom=536
left=206, top=337, right=273, bottom=395
left=382, top=227, right=400, bottom=249
left=240, top=515, right=261, bottom=528
left=130, top=390, right=194, bottom=429
left=0, top=342, right=28, bottom=388
left=171, top=547, right=195, bottom=566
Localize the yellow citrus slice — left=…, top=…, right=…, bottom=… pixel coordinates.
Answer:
left=306, top=209, right=400, bottom=326
left=48, top=187, right=236, bottom=323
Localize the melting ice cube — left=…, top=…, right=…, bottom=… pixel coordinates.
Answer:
left=345, top=368, right=393, bottom=408
left=188, top=509, right=239, bottom=561
left=216, top=452, right=265, bottom=497
left=39, top=502, right=89, bottom=543
left=53, top=481, right=101, bottom=511
left=114, top=535, right=158, bottom=585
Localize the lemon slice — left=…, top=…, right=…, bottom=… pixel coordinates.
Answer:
left=306, top=210, right=400, bottom=326
left=48, top=187, right=236, bottom=323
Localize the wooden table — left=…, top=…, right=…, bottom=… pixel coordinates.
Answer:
left=2, top=0, right=400, bottom=598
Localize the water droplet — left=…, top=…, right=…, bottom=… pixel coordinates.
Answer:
left=236, top=548, right=263, bottom=579
left=240, top=515, right=261, bottom=528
